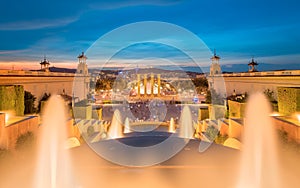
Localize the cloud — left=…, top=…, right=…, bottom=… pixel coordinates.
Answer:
left=0, top=16, right=79, bottom=31
left=89, top=0, right=181, bottom=10
left=0, top=49, right=28, bottom=55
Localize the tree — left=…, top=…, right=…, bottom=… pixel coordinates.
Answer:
left=96, top=78, right=114, bottom=91
left=192, top=77, right=208, bottom=88
left=206, top=88, right=224, bottom=105
left=264, top=89, right=276, bottom=102
left=24, top=91, right=36, bottom=114
left=38, top=93, right=51, bottom=113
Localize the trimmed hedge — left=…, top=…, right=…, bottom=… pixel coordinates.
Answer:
left=0, top=85, right=24, bottom=116
left=277, top=87, right=300, bottom=115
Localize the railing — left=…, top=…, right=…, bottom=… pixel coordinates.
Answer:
left=220, top=70, right=300, bottom=77
left=0, top=70, right=81, bottom=77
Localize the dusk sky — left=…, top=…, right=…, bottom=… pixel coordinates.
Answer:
left=0, top=0, right=299, bottom=71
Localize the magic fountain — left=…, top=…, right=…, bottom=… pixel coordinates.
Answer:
left=108, top=109, right=124, bottom=139
left=178, top=106, right=194, bottom=139
left=237, top=93, right=280, bottom=188
left=169, top=117, right=176, bottom=133
left=124, top=117, right=131, bottom=134
left=34, top=95, right=74, bottom=188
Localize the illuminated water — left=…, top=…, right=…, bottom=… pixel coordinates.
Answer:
left=178, top=106, right=194, bottom=139
left=124, top=117, right=131, bottom=134
left=237, top=93, right=280, bottom=188
left=33, top=95, right=74, bottom=188
left=108, top=109, right=124, bottom=139
left=169, top=117, right=176, bottom=133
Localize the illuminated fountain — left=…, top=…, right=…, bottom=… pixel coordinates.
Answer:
left=297, top=113, right=300, bottom=122
left=237, top=93, right=280, bottom=188
left=123, top=117, right=131, bottom=134
left=108, top=109, right=124, bottom=139
left=34, top=95, right=74, bottom=188
left=168, top=117, right=176, bottom=133
left=178, top=106, right=194, bottom=139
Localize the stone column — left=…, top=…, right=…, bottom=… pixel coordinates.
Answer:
left=151, top=73, right=154, bottom=97
left=144, top=74, right=147, bottom=96
left=157, top=74, right=161, bottom=97
left=137, top=74, right=140, bottom=97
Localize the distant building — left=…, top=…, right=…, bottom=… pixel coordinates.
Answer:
left=207, top=53, right=300, bottom=103
left=40, top=56, right=50, bottom=72
left=77, top=52, right=89, bottom=75
left=208, top=50, right=226, bottom=99
left=248, top=58, right=258, bottom=72
left=0, top=52, right=90, bottom=106
left=209, top=50, right=221, bottom=76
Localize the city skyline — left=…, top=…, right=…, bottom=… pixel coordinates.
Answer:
left=0, top=0, right=300, bottom=71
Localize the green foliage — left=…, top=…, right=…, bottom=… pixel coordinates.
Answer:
left=87, top=126, right=95, bottom=137
left=0, top=85, right=24, bottom=116
left=192, top=77, right=209, bottom=94
left=15, top=132, right=35, bottom=150
left=227, top=92, right=248, bottom=103
left=24, top=91, right=36, bottom=114
left=264, top=89, right=276, bottom=102
left=205, top=125, right=219, bottom=142
left=192, top=77, right=208, bottom=88
left=206, top=88, right=224, bottom=105
left=96, top=78, right=114, bottom=91
left=38, top=93, right=51, bottom=112
left=228, top=100, right=247, bottom=118
left=215, top=134, right=228, bottom=144
left=113, top=78, right=128, bottom=91
left=90, top=80, right=96, bottom=89
left=14, top=85, right=24, bottom=116
left=277, top=87, right=300, bottom=115
left=75, top=99, right=89, bottom=107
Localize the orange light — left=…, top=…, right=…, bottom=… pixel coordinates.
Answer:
left=297, top=114, right=300, bottom=122
left=5, top=113, right=9, bottom=123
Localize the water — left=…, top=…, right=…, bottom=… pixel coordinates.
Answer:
left=108, top=109, right=124, bottom=139
left=237, top=93, right=280, bottom=188
left=178, top=106, right=194, bottom=139
left=168, top=117, right=176, bottom=133
left=124, top=117, right=131, bottom=134
left=34, top=95, right=74, bottom=188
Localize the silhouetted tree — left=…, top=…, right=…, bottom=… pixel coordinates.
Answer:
left=24, top=91, right=36, bottom=114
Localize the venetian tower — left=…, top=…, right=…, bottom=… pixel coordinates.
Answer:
left=75, top=52, right=90, bottom=100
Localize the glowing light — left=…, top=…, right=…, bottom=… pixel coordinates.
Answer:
left=5, top=113, right=9, bottom=123
left=270, top=112, right=280, bottom=117
left=169, top=117, right=176, bottom=133
left=297, top=114, right=300, bottom=122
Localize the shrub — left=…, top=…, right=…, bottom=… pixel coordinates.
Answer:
left=87, top=126, right=95, bottom=137
left=24, top=91, right=36, bottom=114
left=205, top=125, right=219, bottom=142
left=38, top=93, right=51, bottom=113
left=215, top=134, right=228, bottom=144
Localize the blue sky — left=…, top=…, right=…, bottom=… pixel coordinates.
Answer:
left=0, top=0, right=299, bottom=70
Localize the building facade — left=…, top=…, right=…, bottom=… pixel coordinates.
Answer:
left=0, top=53, right=90, bottom=106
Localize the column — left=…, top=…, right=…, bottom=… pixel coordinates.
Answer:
left=157, top=74, right=161, bottom=97
left=144, top=74, right=147, bottom=96
left=137, top=74, right=140, bottom=97
left=151, top=73, right=154, bottom=97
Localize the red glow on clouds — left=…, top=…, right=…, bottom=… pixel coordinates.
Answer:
left=0, top=61, right=77, bottom=70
